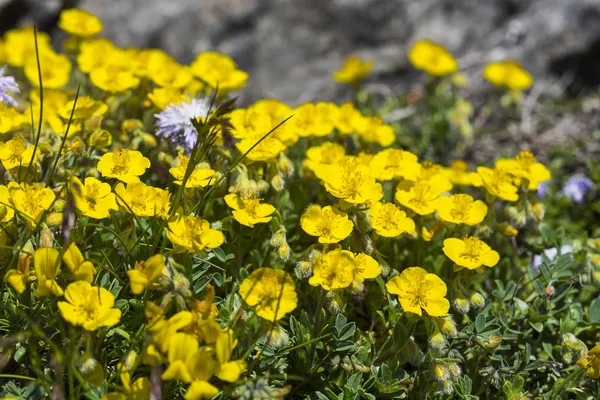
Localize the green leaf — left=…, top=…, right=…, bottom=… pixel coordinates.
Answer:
left=590, top=299, right=600, bottom=323
left=345, top=373, right=361, bottom=393
left=475, top=314, right=486, bottom=333
left=529, top=322, right=543, bottom=333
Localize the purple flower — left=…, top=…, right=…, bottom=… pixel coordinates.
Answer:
left=154, top=97, right=210, bottom=152
left=562, top=175, right=593, bottom=203
left=0, top=66, right=20, bottom=107
left=537, top=180, right=550, bottom=200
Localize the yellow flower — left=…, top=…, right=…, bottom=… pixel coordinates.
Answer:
left=408, top=39, right=458, bottom=76
left=239, top=268, right=297, bottom=321
left=293, top=103, right=338, bottom=138
left=3, top=244, right=33, bottom=294
left=166, top=214, right=224, bottom=253
left=147, top=87, right=189, bottom=109
left=386, top=267, right=449, bottom=317
left=97, top=149, right=151, bottom=183
left=8, top=182, right=55, bottom=228
left=303, top=142, right=346, bottom=176
left=395, top=181, right=443, bottom=215
left=149, top=61, right=193, bottom=89
left=412, top=161, right=453, bottom=192
left=25, top=49, right=72, bottom=89
left=321, top=156, right=383, bottom=204
left=483, top=59, right=533, bottom=91
left=190, top=52, right=248, bottom=92
left=443, top=237, right=500, bottom=270
left=370, top=149, right=421, bottom=181
left=34, top=248, right=63, bottom=297
left=236, top=135, right=287, bottom=162
left=252, top=99, right=298, bottom=146
left=128, top=254, right=166, bottom=295
left=577, top=343, right=600, bottom=379
left=90, top=64, right=140, bottom=93
left=185, top=381, right=220, bottom=400
left=368, top=202, right=416, bottom=238
left=58, top=280, right=121, bottom=330
left=4, top=26, right=52, bottom=67
left=0, top=136, right=40, bottom=170
left=300, top=205, right=354, bottom=244
left=58, top=96, right=108, bottom=120
left=224, top=194, right=276, bottom=228
left=162, top=334, right=215, bottom=383
left=355, top=116, right=395, bottom=147
left=334, top=102, right=364, bottom=135
left=77, top=38, right=116, bottom=73
left=436, top=194, right=487, bottom=226
left=476, top=167, right=519, bottom=202
left=58, top=8, right=103, bottom=37
left=333, top=55, right=374, bottom=84
left=169, top=153, right=217, bottom=188
left=441, top=160, right=478, bottom=186
left=309, top=249, right=380, bottom=291
left=0, top=105, right=29, bottom=134
left=63, top=243, right=96, bottom=282
left=0, top=185, right=15, bottom=222
left=115, top=182, right=171, bottom=218
left=495, top=151, right=550, bottom=190
left=229, top=107, right=272, bottom=140
left=71, top=177, right=118, bottom=219
left=214, top=329, right=247, bottom=382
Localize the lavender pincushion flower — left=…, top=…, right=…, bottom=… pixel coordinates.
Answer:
left=0, top=66, right=20, bottom=107
left=562, top=175, right=593, bottom=204
left=154, top=97, right=210, bottom=152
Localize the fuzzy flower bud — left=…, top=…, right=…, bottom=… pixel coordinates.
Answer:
left=265, top=324, right=290, bottom=349
left=295, top=261, right=312, bottom=279
left=453, top=292, right=470, bottom=314
left=438, top=316, right=458, bottom=337
left=469, top=292, right=486, bottom=309
left=271, top=174, right=285, bottom=192
left=40, top=226, right=54, bottom=248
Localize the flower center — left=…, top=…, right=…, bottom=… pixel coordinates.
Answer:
left=449, top=194, right=473, bottom=220
left=111, top=150, right=130, bottom=175
left=459, top=237, right=482, bottom=262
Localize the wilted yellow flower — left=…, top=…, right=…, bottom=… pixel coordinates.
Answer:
left=115, top=181, right=171, bottom=218
left=128, top=254, right=165, bottom=295
left=25, top=49, right=72, bottom=89
left=408, top=39, right=458, bottom=76
left=300, top=205, right=354, bottom=243
left=368, top=202, right=416, bottom=237
left=190, top=52, right=248, bottom=92
left=71, top=177, right=118, bottom=219
left=333, top=55, right=374, bottom=84
left=224, top=194, right=276, bottom=228
left=170, top=153, right=216, bottom=188
left=58, top=281, right=121, bottom=331
left=443, top=236, right=500, bottom=270
left=495, top=151, right=550, bottom=190
left=321, top=156, right=383, bottom=204
left=303, top=142, right=346, bottom=176
left=395, top=181, right=443, bottom=215
left=166, top=214, right=224, bottom=253
left=97, top=149, right=151, bottom=183
left=436, top=194, right=487, bottom=226
left=370, top=148, right=420, bottom=181
left=58, top=8, right=103, bottom=37
left=34, top=248, right=63, bottom=297
left=309, top=249, right=380, bottom=291
left=0, top=136, right=40, bottom=170
left=63, top=243, right=96, bottom=282
left=8, top=182, right=55, bottom=228
left=577, top=343, right=600, bottom=379
left=239, top=268, right=297, bottom=321
left=483, top=59, right=533, bottom=91
left=386, top=267, right=449, bottom=316
left=477, top=167, right=518, bottom=202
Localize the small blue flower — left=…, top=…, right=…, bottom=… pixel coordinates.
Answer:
left=537, top=180, right=550, bottom=200
left=154, top=97, right=210, bottom=153
left=0, top=66, right=20, bottom=107
left=562, top=175, right=593, bottom=204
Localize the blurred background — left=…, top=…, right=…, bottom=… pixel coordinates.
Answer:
left=2, top=0, right=600, bottom=104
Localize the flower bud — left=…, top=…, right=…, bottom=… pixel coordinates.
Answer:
left=140, top=133, right=157, bottom=148
left=121, top=119, right=144, bottom=135
left=88, top=129, right=113, bottom=149
left=172, top=273, right=192, bottom=299
left=277, top=243, right=291, bottom=261
left=40, top=226, right=54, bottom=248
left=483, top=335, right=503, bottom=349
left=84, top=113, right=103, bottom=132
left=257, top=180, right=270, bottom=195
left=295, top=261, right=312, bottom=279
left=265, top=325, right=290, bottom=349
left=469, top=292, right=485, bottom=309
left=158, top=151, right=174, bottom=165
left=271, top=174, right=285, bottom=192
left=278, top=154, right=294, bottom=178
left=438, top=316, right=457, bottom=337
left=453, top=293, right=470, bottom=314
left=142, top=344, right=163, bottom=366
left=53, top=199, right=66, bottom=212
left=124, top=351, right=137, bottom=371
left=433, top=363, right=449, bottom=381
left=429, top=330, right=447, bottom=350
left=79, top=356, right=104, bottom=387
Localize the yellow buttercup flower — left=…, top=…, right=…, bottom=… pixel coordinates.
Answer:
left=395, top=181, right=443, bottom=215
left=128, top=254, right=166, bottom=295
left=238, top=268, right=297, bottom=321
left=8, top=182, right=55, bottom=228
left=214, top=330, right=247, bottom=382
left=333, top=55, right=374, bottom=84
left=25, top=49, right=72, bottom=89
left=190, top=52, right=248, bottom=92
left=4, top=26, right=52, bottom=67
left=235, top=135, right=287, bottom=162
left=443, top=236, right=500, bottom=271
left=170, top=153, right=217, bottom=188
left=115, top=181, right=171, bottom=218
left=577, top=343, right=600, bottom=379
left=224, top=194, right=276, bottom=228
left=441, top=160, right=479, bottom=186
left=386, top=267, right=449, bottom=317
left=58, top=8, right=103, bottom=37
left=300, top=205, right=354, bottom=244
left=58, top=280, right=121, bottom=331
left=34, top=248, right=63, bottom=297
left=309, top=248, right=380, bottom=291
left=408, top=39, right=458, bottom=77
left=90, top=64, right=140, bottom=93
left=71, top=177, right=118, bottom=219
left=476, top=167, right=519, bottom=202
left=229, top=107, right=272, bottom=140
left=334, top=102, right=364, bottom=135
left=293, top=103, right=338, bottom=138
left=483, top=59, right=533, bottom=91
left=58, top=96, right=108, bottom=120
left=147, top=87, right=189, bottom=109
left=368, top=202, right=416, bottom=238
left=0, top=135, right=40, bottom=170
left=355, top=116, right=395, bottom=147
left=149, top=60, right=193, bottom=89
left=63, top=243, right=96, bottom=282
left=97, top=149, right=151, bottom=183
left=495, top=151, right=550, bottom=190
left=166, top=214, right=224, bottom=253
left=252, top=99, right=298, bottom=146
left=0, top=105, right=29, bottom=134
left=411, top=161, right=453, bottom=193
left=321, top=156, right=383, bottom=204
left=436, top=194, right=487, bottom=226
left=370, top=148, right=420, bottom=181
left=303, top=142, right=346, bottom=176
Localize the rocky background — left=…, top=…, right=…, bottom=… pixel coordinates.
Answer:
left=2, top=0, right=600, bottom=158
